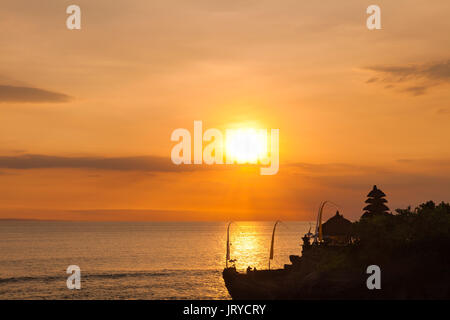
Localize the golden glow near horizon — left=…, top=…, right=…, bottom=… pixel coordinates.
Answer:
left=0, top=1, right=449, bottom=221
left=226, top=129, right=267, bottom=164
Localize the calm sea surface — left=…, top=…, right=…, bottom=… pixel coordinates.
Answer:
left=0, top=221, right=311, bottom=299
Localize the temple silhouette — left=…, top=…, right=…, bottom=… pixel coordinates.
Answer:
left=223, top=184, right=450, bottom=299
left=362, top=185, right=391, bottom=219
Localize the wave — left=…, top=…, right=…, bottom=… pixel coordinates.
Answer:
left=0, top=269, right=219, bottom=284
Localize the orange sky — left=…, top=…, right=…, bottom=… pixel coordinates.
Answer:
left=0, top=0, right=449, bottom=221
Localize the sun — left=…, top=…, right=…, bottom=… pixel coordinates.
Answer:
left=226, top=128, right=267, bottom=164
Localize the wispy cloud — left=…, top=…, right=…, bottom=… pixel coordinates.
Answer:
left=287, top=160, right=450, bottom=191
left=436, top=108, right=450, bottom=115
left=0, top=154, right=210, bottom=172
left=397, top=158, right=450, bottom=167
left=364, top=60, right=450, bottom=96
left=366, top=60, right=450, bottom=82
left=402, top=85, right=428, bottom=96
left=287, top=162, right=384, bottom=175
left=0, top=85, right=71, bottom=103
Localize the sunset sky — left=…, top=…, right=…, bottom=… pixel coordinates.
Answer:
left=0, top=0, right=449, bottom=221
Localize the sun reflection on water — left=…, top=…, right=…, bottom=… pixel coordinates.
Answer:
left=227, top=222, right=310, bottom=271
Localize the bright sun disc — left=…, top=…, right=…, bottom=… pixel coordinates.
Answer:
left=226, top=129, right=267, bottom=164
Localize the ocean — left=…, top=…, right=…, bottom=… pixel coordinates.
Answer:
left=0, top=221, right=311, bottom=299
